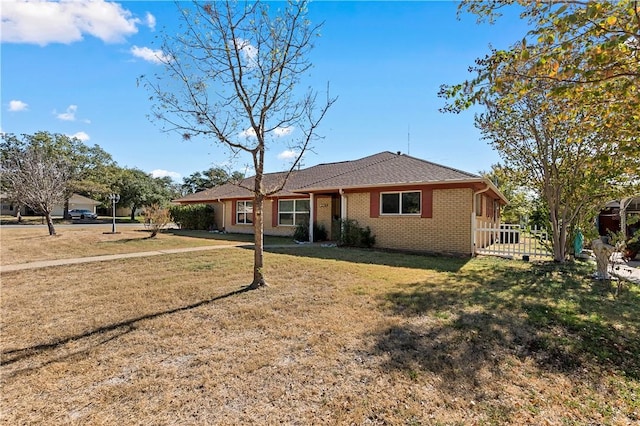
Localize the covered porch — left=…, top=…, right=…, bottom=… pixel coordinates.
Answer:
left=308, top=192, right=344, bottom=242
left=598, top=196, right=640, bottom=238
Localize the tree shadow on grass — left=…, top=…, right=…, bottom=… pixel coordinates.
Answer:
left=373, top=259, right=640, bottom=391
left=265, top=246, right=470, bottom=273
left=1, top=286, right=251, bottom=378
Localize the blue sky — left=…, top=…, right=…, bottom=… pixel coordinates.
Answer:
left=1, top=1, right=528, bottom=181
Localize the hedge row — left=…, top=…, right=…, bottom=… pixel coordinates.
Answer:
left=169, top=204, right=216, bottom=230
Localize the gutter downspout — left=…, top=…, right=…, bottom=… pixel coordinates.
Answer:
left=472, top=185, right=491, bottom=256
left=339, top=189, right=347, bottom=239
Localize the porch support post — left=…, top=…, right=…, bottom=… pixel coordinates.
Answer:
left=341, top=193, right=347, bottom=219
left=471, top=212, right=476, bottom=256
left=472, top=185, right=490, bottom=257
left=309, top=193, right=315, bottom=242
left=620, top=197, right=631, bottom=238
left=220, top=199, right=225, bottom=231
left=340, top=189, right=347, bottom=236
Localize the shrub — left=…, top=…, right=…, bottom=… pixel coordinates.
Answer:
left=293, top=221, right=329, bottom=242
left=314, top=223, right=328, bottom=242
left=293, top=221, right=309, bottom=242
left=144, top=204, right=171, bottom=238
left=169, top=204, right=216, bottom=230
left=335, top=219, right=375, bottom=248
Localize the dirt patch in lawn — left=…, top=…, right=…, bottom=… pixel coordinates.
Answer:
left=1, top=249, right=638, bottom=424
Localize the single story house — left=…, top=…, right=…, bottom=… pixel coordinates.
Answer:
left=0, top=193, right=23, bottom=216
left=52, top=193, right=101, bottom=217
left=1, top=193, right=101, bottom=217
left=175, top=151, right=508, bottom=256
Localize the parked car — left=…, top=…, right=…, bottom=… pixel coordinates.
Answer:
left=69, top=209, right=98, bottom=220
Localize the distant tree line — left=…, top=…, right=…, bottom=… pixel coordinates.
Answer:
left=0, top=131, right=239, bottom=235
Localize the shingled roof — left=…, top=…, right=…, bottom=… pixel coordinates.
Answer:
left=175, top=151, right=494, bottom=203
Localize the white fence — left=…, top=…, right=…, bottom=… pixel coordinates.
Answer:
left=475, top=222, right=552, bottom=259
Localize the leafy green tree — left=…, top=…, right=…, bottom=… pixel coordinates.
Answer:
left=5, top=131, right=117, bottom=218
left=113, top=169, right=178, bottom=220
left=142, top=0, right=335, bottom=289
left=114, top=168, right=155, bottom=221
left=181, top=167, right=244, bottom=194
left=481, top=164, right=534, bottom=225
left=475, top=81, right=631, bottom=261
left=153, top=175, right=182, bottom=204
left=444, top=0, right=639, bottom=159
left=442, top=0, right=640, bottom=261
left=1, top=133, right=71, bottom=235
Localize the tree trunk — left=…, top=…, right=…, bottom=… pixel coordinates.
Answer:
left=550, top=209, right=567, bottom=263
left=63, top=199, right=70, bottom=220
left=130, top=206, right=136, bottom=221
left=249, top=192, right=266, bottom=289
left=45, top=212, right=56, bottom=236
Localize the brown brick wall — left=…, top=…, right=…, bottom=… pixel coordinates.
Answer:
left=346, top=188, right=474, bottom=255
left=222, top=199, right=296, bottom=237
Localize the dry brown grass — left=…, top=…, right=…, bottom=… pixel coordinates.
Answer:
left=1, top=239, right=639, bottom=424
left=0, top=226, right=291, bottom=265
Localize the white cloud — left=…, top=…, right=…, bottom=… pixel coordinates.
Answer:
left=130, top=45, right=172, bottom=64
left=273, top=126, right=293, bottom=137
left=56, top=104, right=78, bottom=121
left=240, top=126, right=293, bottom=139
left=278, top=150, right=298, bottom=160
left=145, top=12, right=156, bottom=31
left=8, top=100, right=28, bottom=111
left=233, top=38, right=258, bottom=66
left=1, top=0, right=141, bottom=46
left=151, top=169, right=181, bottom=180
left=69, top=131, right=90, bottom=142
left=240, top=127, right=257, bottom=138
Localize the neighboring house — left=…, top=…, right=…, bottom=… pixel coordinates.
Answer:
left=1, top=193, right=101, bottom=217
left=0, top=194, right=26, bottom=216
left=598, top=196, right=640, bottom=238
left=52, top=193, right=101, bottom=217
left=175, top=151, right=508, bottom=256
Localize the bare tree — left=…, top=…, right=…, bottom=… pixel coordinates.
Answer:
left=1, top=140, right=70, bottom=235
left=143, top=0, right=335, bottom=289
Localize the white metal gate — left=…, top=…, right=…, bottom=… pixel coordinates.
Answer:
left=475, top=221, right=552, bottom=259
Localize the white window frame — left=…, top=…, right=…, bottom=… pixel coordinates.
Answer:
left=278, top=198, right=310, bottom=226
left=380, top=191, right=421, bottom=216
left=236, top=200, right=253, bottom=225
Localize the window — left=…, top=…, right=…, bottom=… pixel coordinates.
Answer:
left=236, top=200, right=253, bottom=225
left=279, top=199, right=310, bottom=226
left=381, top=191, right=421, bottom=215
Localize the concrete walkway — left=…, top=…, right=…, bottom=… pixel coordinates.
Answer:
left=610, top=257, right=640, bottom=285
left=0, top=244, right=265, bottom=273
